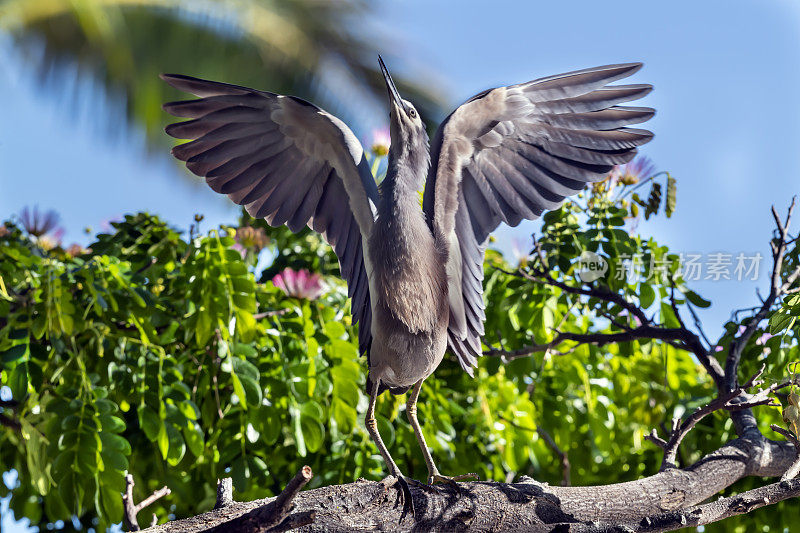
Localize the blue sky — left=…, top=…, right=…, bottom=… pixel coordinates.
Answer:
left=1, top=0, right=799, bottom=529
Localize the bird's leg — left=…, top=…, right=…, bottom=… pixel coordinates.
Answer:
left=406, top=379, right=478, bottom=486
left=366, top=378, right=414, bottom=517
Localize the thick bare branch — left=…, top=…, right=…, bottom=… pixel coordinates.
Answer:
left=145, top=437, right=798, bottom=533
left=214, top=466, right=314, bottom=533
left=606, top=478, right=800, bottom=533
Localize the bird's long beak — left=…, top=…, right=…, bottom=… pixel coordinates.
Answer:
left=379, top=55, right=406, bottom=114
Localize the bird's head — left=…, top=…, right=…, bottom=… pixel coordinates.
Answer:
left=379, top=56, right=429, bottom=182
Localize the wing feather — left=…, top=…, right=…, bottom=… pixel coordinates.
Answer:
left=162, top=74, right=377, bottom=358
left=423, top=63, right=654, bottom=374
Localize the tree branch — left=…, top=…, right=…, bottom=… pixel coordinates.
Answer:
left=123, top=474, right=171, bottom=531
left=726, top=198, right=796, bottom=391
left=211, top=466, right=314, bottom=533
left=492, top=267, right=726, bottom=389
left=770, top=424, right=800, bottom=480
left=144, top=437, right=799, bottom=533
left=645, top=365, right=783, bottom=470
left=607, top=478, right=800, bottom=533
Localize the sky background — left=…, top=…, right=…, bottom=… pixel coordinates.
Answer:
left=1, top=0, right=799, bottom=528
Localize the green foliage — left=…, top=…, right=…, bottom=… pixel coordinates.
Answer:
left=0, top=174, right=798, bottom=532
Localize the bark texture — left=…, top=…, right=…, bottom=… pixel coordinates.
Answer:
left=143, top=437, right=797, bottom=533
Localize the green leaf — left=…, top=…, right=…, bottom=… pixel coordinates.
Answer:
left=165, top=422, right=186, bottom=466
left=299, top=413, right=324, bottom=453
left=231, top=372, right=248, bottom=410
left=156, top=422, right=169, bottom=459
left=230, top=455, right=249, bottom=493
left=182, top=425, right=205, bottom=457
left=138, top=405, right=161, bottom=441
left=99, top=481, right=124, bottom=523
left=99, top=414, right=126, bottom=434
left=639, top=283, right=656, bottom=309
left=9, top=362, right=29, bottom=400
left=769, top=312, right=795, bottom=335
left=99, top=433, right=131, bottom=456
left=1, top=344, right=27, bottom=363
left=684, top=290, right=711, bottom=308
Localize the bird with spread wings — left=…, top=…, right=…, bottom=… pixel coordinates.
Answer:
left=161, top=56, right=653, bottom=512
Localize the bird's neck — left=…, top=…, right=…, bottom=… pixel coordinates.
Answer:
left=378, top=136, right=429, bottom=222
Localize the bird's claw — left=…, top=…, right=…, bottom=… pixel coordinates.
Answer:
left=376, top=474, right=416, bottom=520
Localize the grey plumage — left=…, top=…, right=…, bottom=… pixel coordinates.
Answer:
left=161, top=57, right=654, bottom=507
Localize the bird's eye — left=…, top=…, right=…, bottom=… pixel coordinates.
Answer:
left=408, top=108, right=417, bottom=119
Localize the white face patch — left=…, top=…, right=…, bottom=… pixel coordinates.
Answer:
left=402, top=100, right=423, bottom=128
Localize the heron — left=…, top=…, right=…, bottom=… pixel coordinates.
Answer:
left=161, top=56, right=654, bottom=509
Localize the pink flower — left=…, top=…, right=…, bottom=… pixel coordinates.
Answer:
left=609, top=156, right=656, bottom=186
left=19, top=206, right=62, bottom=238
left=369, top=128, right=390, bottom=157
left=756, top=332, right=773, bottom=345
left=272, top=268, right=325, bottom=300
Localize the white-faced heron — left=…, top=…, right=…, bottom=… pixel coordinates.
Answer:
left=161, top=56, right=654, bottom=508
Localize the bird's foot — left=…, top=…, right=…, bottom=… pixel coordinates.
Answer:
left=427, top=472, right=479, bottom=492
left=375, top=474, right=417, bottom=520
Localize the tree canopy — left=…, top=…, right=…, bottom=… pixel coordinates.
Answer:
left=1, top=159, right=798, bottom=531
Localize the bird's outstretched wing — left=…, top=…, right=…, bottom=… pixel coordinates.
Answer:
left=422, top=63, right=654, bottom=375
left=161, top=74, right=378, bottom=357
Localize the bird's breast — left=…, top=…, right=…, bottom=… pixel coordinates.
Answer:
left=367, top=214, right=449, bottom=335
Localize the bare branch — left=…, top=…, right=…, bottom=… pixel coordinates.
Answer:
left=218, top=466, right=314, bottom=533
left=726, top=198, right=797, bottom=390
left=122, top=474, right=171, bottom=531
left=647, top=366, right=785, bottom=470
left=771, top=424, right=800, bottom=480
left=253, top=308, right=290, bottom=320
left=514, top=266, right=651, bottom=327
left=536, top=426, right=571, bottom=486
left=494, top=266, right=726, bottom=388
left=485, top=324, right=725, bottom=388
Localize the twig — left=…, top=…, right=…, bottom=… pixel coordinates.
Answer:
left=684, top=297, right=713, bottom=348
left=122, top=474, right=171, bottom=531
left=497, top=416, right=571, bottom=486
left=726, top=198, right=796, bottom=390
left=214, top=477, right=233, bottom=509
left=771, top=424, right=800, bottom=480
left=495, top=266, right=725, bottom=388
left=219, top=466, right=314, bottom=533
left=513, top=266, right=651, bottom=327
left=646, top=366, right=782, bottom=470
left=253, top=309, right=290, bottom=320
left=537, top=426, right=571, bottom=486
